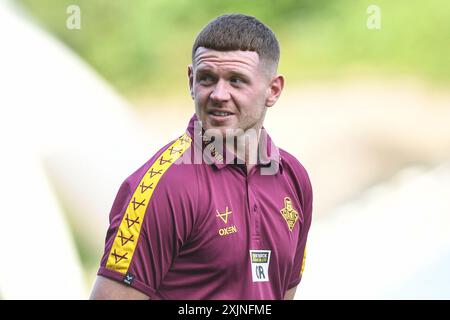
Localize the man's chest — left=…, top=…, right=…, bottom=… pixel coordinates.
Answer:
left=178, top=169, right=304, bottom=277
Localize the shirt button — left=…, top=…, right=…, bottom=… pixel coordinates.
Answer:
left=253, top=204, right=257, bottom=212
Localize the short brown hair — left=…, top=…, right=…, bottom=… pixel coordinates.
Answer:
left=192, top=14, right=280, bottom=73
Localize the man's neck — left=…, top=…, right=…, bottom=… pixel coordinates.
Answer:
left=225, top=126, right=262, bottom=173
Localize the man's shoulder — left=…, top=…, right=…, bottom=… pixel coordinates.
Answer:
left=279, top=148, right=313, bottom=214
left=279, top=148, right=310, bottom=178
left=123, top=133, right=197, bottom=194
left=279, top=147, right=312, bottom=191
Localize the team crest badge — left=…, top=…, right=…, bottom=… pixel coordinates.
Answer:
left=280, top=197, right=299, bottom=231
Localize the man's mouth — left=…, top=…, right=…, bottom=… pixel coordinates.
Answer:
left=209, top=111, right=234, bottom=117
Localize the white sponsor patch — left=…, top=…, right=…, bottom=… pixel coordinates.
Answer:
left=249, top=250, right=271, bottom=282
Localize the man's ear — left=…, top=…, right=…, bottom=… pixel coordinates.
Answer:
left=265, top=74, right=284, bottom=107
left=188, top=64, right=194, bottom=100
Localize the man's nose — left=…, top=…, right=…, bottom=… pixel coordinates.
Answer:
left=210, top=80, right=230, bottom=102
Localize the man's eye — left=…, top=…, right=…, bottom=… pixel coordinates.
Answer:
left=230, top=77, right=244, bottom=84
left=199, top=75, right=214, bottom=83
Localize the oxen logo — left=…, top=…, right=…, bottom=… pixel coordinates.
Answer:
left=216, top=206, right=237, bottom=236
left=216, top=206, right=232, bottom=224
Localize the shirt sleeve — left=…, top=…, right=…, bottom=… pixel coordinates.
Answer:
left=97, top=137, right=196, bottom=298
left=287, top=164, right=313, bottom=290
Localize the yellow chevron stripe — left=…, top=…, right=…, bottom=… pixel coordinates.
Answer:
left=301, top=246, right=307, bottom=275
left=106, top=133, right=192, bottom=274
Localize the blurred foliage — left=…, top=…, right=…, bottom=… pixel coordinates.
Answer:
left=17, top=0, right=450, bottom=100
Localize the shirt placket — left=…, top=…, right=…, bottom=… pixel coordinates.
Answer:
left=246, top=166, right=260, bottom=247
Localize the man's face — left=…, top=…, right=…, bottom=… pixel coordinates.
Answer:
left=188, top=47, right=282, bottom=136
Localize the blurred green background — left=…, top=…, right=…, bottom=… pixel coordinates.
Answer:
left=18, top=0, right=450, bottom=103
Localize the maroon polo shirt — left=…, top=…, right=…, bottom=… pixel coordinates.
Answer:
left=98, top=114, right=313, bottom=299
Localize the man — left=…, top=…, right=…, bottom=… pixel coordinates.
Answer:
left=90, top=13, right=313, bottom=300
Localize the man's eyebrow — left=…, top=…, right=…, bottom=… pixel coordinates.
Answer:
left=228, top=70, right=250, bottom=78
left=195, top=67, right=252, bottom=81
left=195, top=67, right=214, bottom=74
